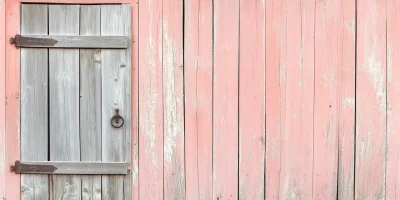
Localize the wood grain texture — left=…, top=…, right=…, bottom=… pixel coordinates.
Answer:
left=20, top=4, right=49, bottom=200
left=100, top=4, right=131, bottom=200
left=5, top=0, right=21, bottom=199
left=184, top=0, right=213, bottom=199
left=238, top=0, right=265, bottom=199
left=387, top=0, right=400, bottom=198
left=162, top=0, right=185, bottom=199
left=279, top=0, right=315, bottom=199
left=15, top=161, right=129, bottom=175
left=138, top=0, right=164, bottom=198
left=213, top=0, right=239, bottom=199
left=337, top=0, right=356, bottom=199
left=355, top=0, right=387, bottom=199
left=15, top=35, right=128, bottom=48
left=313, top=0, right=341, bottom=199
left=0, top=0, right=5, bottom=197
left=79, top=5, right=101, bottom=200
left=48, top=5, right=81, bottom=200
left=265, top=0, right=286, bottom=198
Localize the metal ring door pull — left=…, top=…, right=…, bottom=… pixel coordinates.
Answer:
left=111, top=109, right=124, bottom=128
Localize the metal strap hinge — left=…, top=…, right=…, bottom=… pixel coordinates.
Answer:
left=9, top=35, right=129, bottom=48
left=10, top=35, right=58, bottom=48
left=10, top=160, right=129, bottom=175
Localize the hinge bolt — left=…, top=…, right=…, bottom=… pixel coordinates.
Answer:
left=10, top=165, right=15, bottom=172
left=9, top=37, right=16, bottom=44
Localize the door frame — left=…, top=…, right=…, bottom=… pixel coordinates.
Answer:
left=2, top=0, right=139, bottom=199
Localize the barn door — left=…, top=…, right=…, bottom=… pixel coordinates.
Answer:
left=13, top=4, right=131, bottom=200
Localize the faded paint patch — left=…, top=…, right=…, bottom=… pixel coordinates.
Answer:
left=144, top=29, right=159, bottom=167
left=387, top=102, right=392, bottom=136
left=387, top=44, right=393, bottom=83
left=342, top=97, right=355, bottom=111
left=365, top=40, right=386, bottom=113
left=320, top=70, right=335, bottom=88
left=132, top=157, right=139, bottom=185
left=299, top=39, right=306, bottom=88
left=239, top=176, right=246, bottom=200
left=347, top=21, right=355, bottom=38
left=257, top=178, right=264, bottom=200
left=163, top=21, right=183, bottom=164
left=284, top=173, right=304, bottom=200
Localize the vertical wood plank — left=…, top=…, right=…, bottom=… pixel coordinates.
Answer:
left=265, top=0, right=286, bottom=198
left=184, top=0, right=213, bottom=199
left=5, top=0, right=21, bottom=199
left=355, top=0, right=387, bottom=199
left=279, top=0, right=315, bottom=199
left=238, top=0, right=265, bottom=199
left=213, top=0, right=239, bottom=199
left=49, top=5, right=81, bottom=200
left=0, top=0, right=6, bottom=197
left=101, top=4, right=131, bottom=200
left=337, top=0, right=356, bottom=199
left=131, top=1, right=139, bottom=199
left=138, top=0, right=164, bottom=198
left=79, top=5, right=102, bottom=200
left=314, top=0, right=356, bottom=198
left=21, top=4, right=49, bottom=200
left=387, top=0, right=400, bottom=198
left=123, top=4, right=133, bottom=200
left=162, top=0, right=185, bottom=199
left=313, top=0, right=340, bottom=199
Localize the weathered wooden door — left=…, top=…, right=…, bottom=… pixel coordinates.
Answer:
left=14, top=4, right=131, bottom=200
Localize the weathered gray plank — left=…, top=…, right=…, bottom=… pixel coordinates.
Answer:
left=80, top=5, right=102, bottom=200
left=20, top=4, right=49, bottom=200
left=101, top=4, right=131, bottom=200
left=49, top=4, right=81, bottom=200
left=13, top=161, right=128, bottom=175
left=14, top=35, right=128, bottom=48
left=121, top=4, right=132, bottom=200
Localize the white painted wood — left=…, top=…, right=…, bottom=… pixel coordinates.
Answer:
left=80, top=5, right=102, bottom=200
left=20, top=4, right=49, bottom=200
left=49, top=4, right=81, bottom=200
left=16, top=35, right=128, bottom=48
left=101, top=4, right=131, bottom=200
left=15, top=161, right=129, bottom=175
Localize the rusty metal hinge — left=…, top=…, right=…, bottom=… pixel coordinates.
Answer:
left=10, top=160, right=57, bottom=174
left=10, top=35, right=57, bottom=48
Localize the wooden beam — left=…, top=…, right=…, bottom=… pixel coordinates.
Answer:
left=11, top=35, right=128, bottom=48
left=11, top=161, right=129, bottom=175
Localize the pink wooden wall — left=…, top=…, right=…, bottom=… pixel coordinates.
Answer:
left=1, top=0, right=400, bottom=199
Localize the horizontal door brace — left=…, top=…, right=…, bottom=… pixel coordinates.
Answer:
left=10, top=160, right=129, bottom=175
left=10, top=35, right=129, bottom=49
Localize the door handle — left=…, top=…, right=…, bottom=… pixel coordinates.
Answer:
left=111, top=109, right=124, bottom=128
